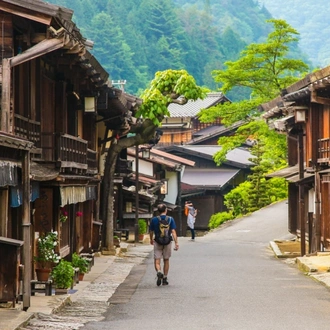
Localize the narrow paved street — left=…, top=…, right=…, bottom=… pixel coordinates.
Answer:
left=84, top=200, right=330, bottom=330
left=21, top=200, right=330, bottom=329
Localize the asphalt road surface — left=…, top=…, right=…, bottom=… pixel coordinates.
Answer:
left=82, top=200, right=330, bottom=330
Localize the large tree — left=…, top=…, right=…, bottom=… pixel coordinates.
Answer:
left=199, top=19, right=309, bottom=127
left=101, top=69, right=205, bottom=253
left=198, top=19, right=309, bottom=169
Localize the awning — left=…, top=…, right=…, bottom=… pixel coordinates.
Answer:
left=10, top=181, right=40, bottom=207
left=30, top=162, right=59, bottom=181
left=0, top=161, right=18, bottom=186
left=60, top=186, right=97, bottom=206
left=266, top=165, right=299, bottom=179
left=266, top=164, right=314, bottom=183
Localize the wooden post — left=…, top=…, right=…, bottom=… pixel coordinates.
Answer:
left=314, top=171, right=321, bottom=251
left=1, top=58, right=11, bottom=132
left=298, top=130, right=306, bottom=256
left=22, top=150, right=31, bottom=310
left=135, top=145, right=139, bottom=243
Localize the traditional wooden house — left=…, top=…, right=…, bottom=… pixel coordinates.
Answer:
left=118, top=147, right=195, bottom=237
left=163, top=145, right=253, bottom=229
left=159, top=92, right=231, bottom=146
left=0, top=0, right=139, bottom=309
left=261, top=65, right=330, bottom=254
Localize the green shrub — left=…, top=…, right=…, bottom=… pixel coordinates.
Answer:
left=51, top=260, right=74, bottom=289
left=138, top=219, right=147, bottom=234
left=208, top=212, right=234, bottom=229
left=71, top=252, right=89, bottom=274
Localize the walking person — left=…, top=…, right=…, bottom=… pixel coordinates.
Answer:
left=185, top=201, right=197, bottom=241
left=149, top=203, right=179, bottom=286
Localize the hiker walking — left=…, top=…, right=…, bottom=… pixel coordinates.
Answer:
left=185, top=201, right=197, bottom=241
left=149, top=203, right=179, bottom=286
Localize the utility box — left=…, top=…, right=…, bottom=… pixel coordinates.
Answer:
left=0, top=237, right=24, bottom=306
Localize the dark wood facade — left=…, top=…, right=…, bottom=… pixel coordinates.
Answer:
left=262, top=65, right=330, bottom=253
left=0, top=0, right=140, bottom=309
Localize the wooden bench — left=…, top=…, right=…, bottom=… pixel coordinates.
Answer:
left=114, top=229, right=129, bottom=240
left=31, top=280, right=52, bottom=296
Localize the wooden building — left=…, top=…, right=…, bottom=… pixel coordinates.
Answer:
left=261, top=65, right=330, bottom=254
left=159, top=92, right=230, bottom=146
left=163, top=145, right=253, bottom=229
left=0, top=0, right=139, bottom=309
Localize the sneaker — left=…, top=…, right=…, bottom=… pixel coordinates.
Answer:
left=162, top=277, right=169, bottom=285
left=156, top=271, right=163, bottom=286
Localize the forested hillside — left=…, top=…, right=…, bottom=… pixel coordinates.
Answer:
left=46, top=0, right=305, bottom=97
left=262, top=0, right=330, bottom=67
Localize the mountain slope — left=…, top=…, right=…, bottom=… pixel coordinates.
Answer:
left=262, top=0, right=330, bottom=67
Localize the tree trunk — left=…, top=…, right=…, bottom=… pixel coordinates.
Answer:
left=100, top=121, right=157, bottom=252
left=102, top=142, right=119, bottom=254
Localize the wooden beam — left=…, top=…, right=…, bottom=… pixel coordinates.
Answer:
left=10, top=38, right=64, bottom=67
left=1, top=59, right=11, bottom=132
left=0, top=3, right=52, bottom=25
left=311, top=90, right=330, bottom=105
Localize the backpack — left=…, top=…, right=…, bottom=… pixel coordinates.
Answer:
left=154, top=216, right=172, bottom=245
left=184, top=206, right=189, bottom=216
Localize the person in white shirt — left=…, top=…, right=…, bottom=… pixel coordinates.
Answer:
left=185, top=201, right=197, bottom=241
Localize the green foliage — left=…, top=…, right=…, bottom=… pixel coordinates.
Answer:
left=138, top=219, right=147, bottom=235
left=71, top=252, right=89, bottom=274
left=213, top=120, right=287, bottom=169
left=51, top=260, right=74, bottom=289
left=208, top=211, right=234, bottom=229
left=46, top=0, right=293, bottom=94
left=34, top=231, right=61, bottom=268
left=136, top=69, right=206, bottom=126
left=224, top=181, right=253, bottom=218
left=199, top=19, right=309, bottom=126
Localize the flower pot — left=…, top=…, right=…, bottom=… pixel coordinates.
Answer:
left=139, top=234, right=144, bottom=241
left=79, top=273, right=84, bottom=281
left=35, top=268, right=51, bottom=281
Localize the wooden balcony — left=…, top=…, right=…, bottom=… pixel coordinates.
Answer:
left=14, top=114, right=41, bottom=147
left=14, top=114, right=98, bottom=174
left=318, top=138, right=330, bottom=164
left=56, top=133, right=88, bottom=172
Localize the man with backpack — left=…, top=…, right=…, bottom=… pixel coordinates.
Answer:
left=149, top=203, right=179, bottom=286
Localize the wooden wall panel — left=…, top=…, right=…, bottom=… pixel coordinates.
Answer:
left=34, top=188, right=53, bottom=234
left=0, top=14, right=13, bottom=58
left=320, top=181, right=330, bottom=249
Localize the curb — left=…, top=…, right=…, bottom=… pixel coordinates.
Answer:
left=269, top=241, right=284, bottom=258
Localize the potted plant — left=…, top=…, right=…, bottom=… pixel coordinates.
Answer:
left=51, top=260, right=74, bottom=294
left=138, top=219, right=147, bottom=241
left=34, top=231, right=61, bottom=281
left=72, top=252, right=89, bottom=280
left=113, top=235, right=121, bottom=248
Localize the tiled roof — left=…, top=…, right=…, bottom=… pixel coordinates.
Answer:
left=182, top=168, right=240, bottom=190
left=168, top=145, right=254, bottom=168
left=167, top=92, right=229, bottom=118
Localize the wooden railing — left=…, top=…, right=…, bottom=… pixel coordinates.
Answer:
left=13, top=116, right=98, bottom=173
left=318, top=138, right=330, bottom=163
left=56, top=133, right=88, bottom=170
left=14, top=114, right=41, bottom=148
